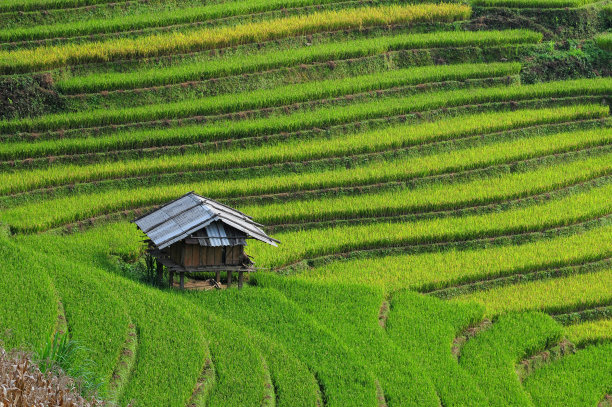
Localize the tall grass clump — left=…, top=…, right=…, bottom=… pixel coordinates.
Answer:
left=35, top=332, right=103, bottom=397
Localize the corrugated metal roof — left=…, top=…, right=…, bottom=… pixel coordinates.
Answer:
left=191, top=221, right=248, bottom=247
left=133, top=192, right=279, bottom=249
left=207, top=221, right=227, bottom=247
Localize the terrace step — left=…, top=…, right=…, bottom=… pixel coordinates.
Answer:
left=524, top=342, right=612, bottom=406
left=187, top=356, right=216, bottom=407
left=107, top=321, right=138, bottom=404
left=460, top=312, right=563, bottom=406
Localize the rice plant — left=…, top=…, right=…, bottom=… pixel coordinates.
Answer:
left=57, top=29, right=540, bottom=93
left=451, top=268, right=612, bottom=316
left=0, top=3, right=471, bottom=73
left=300, top=223, right=612, bottom=292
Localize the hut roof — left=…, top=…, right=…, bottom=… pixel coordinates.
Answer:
left=133, top=192, right=279, bottom=249
left=190, top=220, right=248, bottom=247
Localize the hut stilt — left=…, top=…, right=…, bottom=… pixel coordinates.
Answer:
left=156, top=261, right=164, bottom=286
left=238, top=271, right=244, bottom=289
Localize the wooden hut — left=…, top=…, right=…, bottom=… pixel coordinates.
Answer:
left=132, top=192, right=279, bottom=289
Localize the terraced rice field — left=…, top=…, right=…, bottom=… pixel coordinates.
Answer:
left=0, top=0, right=610, bottom=406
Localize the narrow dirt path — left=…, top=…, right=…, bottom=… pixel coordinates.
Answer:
left=54, top=300, right=67, bottom=335
left=260, top=355, right=276, bottom=407
left=378, top=300, right=390, bottom=329
left=451, top=319, right=492, bottom=361
left=515, top=339, right=575, bottom=382
left=375, top=380, right=388, bottom=407
left=107, top=321, right=138, bottom=404
left=187, top=356, right=216, bottom=407
left=598, top=394, right=612, bottom=407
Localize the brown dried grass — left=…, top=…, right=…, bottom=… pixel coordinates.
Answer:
left=0, top=347, right=105, bottom=407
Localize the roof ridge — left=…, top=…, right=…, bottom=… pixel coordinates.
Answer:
left=131, top=190, right=195, bottom=223
left=133, top=193, right=279, bottom=249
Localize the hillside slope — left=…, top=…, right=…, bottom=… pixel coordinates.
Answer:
left=0, top=0, right=610, bottom=405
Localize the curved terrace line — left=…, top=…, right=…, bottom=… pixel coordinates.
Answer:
left=0, top=62, right=526, bottom=134
left=0, top=3, right=471, bottom=74
left=265, top=174, right=612, bottom=232
left=451, top=319, right=492, bottom=361
left=107, top=321, right=138, bottom=404
left=1, top=120, right=607, bottom=197
left=1, top=144, right=608, bottom=221
left=553, top=305, right=612, bottom=325
left=427, top=257, right=612, bottom=298
left=0, top=0, right=135, bottom=13
left=63, top=77, right=517, bottom=115
left=274, top=214, right=612, bottom=272
left=516, top=339, right=576, bottom=382
left=3, top=93, right=580, bottom=143
left=55, top=34, right=537, bottom=95
left=187, top=356, right=216, bottom=407
left=0, top=0, right=401, bottom=47
left=55, top=300, right=67, bottom=336
left=61, top=52, right=518, bottom=98
left=0, top=77, right=522, bottom=163
left=260, top=356, right=276, bottom=407
left=0, top=106, right=591, bottom=168
left=21, top=165, right=610, bottom=234
left=0, top=21, right=458, bottom=77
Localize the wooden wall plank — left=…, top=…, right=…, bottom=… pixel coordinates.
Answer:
left=191, top=245, right=199, bottom=267
left=214, top=247, right=223, bottom=265
left=184, top=244, right=192, bottom=267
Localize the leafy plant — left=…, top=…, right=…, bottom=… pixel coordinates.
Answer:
left=34, top=332, right=103, bottom=397
left=35, top=331, right=78, bottom=374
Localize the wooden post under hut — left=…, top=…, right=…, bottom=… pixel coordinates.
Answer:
left=132, top=192, right=279, bottom=290
left=156, top=260, right=164, bottom=286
